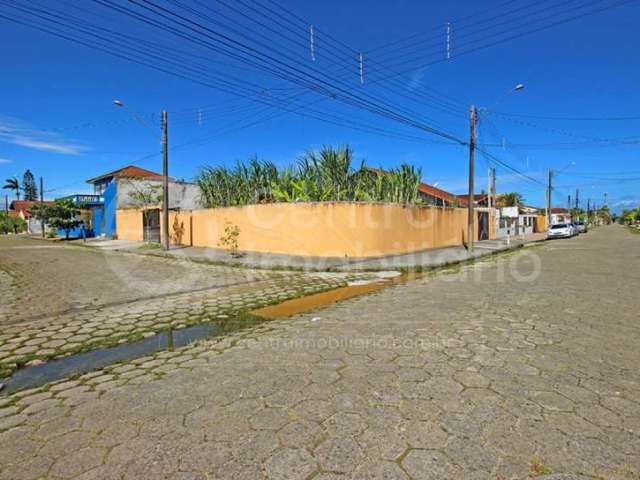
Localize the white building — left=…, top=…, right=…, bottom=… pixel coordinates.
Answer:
left=495, top=205, right=541, bottom=238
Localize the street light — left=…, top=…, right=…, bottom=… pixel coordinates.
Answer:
left=113, top=100, right=170, bottom=251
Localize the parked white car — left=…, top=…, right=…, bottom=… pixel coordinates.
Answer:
left=548, top=223, right=573, bottom=239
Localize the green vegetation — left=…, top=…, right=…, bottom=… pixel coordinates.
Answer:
left=218, top=221, right=241, bottom=257
left=2, top=176, right=20, bottom=200
left=22, top=169, right=38, bottom=201
left=196, top=146, right=422, bottom=208
left=0, top=212, right=27, bottom=234
left=30, top=199, right=82, bottom=239
left=498, top=192, right=524, bottom=207
left=528, top=456, right=552, bottom=477
left=620, top=207, right=640, bottom=225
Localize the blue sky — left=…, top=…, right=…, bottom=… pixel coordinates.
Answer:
left=1, top=0, right=639, bottom=211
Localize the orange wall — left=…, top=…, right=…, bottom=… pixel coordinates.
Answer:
left=118, top=203, right=495, bottom=257
left=115, top=209, right=143, bottom=242
left=535, top=214, right=547, bottom=233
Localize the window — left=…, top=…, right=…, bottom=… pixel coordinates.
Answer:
left=499, top=218, right=506, bottom=228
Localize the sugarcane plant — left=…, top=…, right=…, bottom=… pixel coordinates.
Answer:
left=196, top=146, right=422, bottom=208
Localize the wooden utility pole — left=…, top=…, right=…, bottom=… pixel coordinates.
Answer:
left=575, top=189, right=579, bottom=209
left=546, top=169, right=553, bottom=228
left=467, top=105, right=476, bottom=252
left=4, top=195, right=7, bottom=213
left=161, top=110, right=170, bottom=251
left=40, top=177, right=45, bottom=238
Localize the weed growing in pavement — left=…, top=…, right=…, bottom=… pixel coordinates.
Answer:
left=528, top=456, right=552, bottom=477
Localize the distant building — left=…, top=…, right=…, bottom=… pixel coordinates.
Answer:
left=495, top=205, right=542, bottom=237
left=550, top=207, right=572, bottom=225
left=8, top=200, right=54, bottom=234
left=85, top=165, right=201, bottom=239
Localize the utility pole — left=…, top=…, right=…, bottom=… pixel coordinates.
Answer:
left=487, top=167, right=494, bottom=209
left=604, top=192, right=608, bottom=206
left=491, top=167, right=496, bottom=208
left=467, top=105, right=476, bottom=252
left=575, top=189, right=579, bottom=210
left=546, top=169, right=552, bottom=227
left=161, top=110, right=170, bottom=251
left=40, top=177, right=45, bottom=238
left=568, top=195, right=571, bottom=211
left=4, top=195, right=7, bottom=213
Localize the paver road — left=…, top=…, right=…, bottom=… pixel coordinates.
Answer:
left=0, top=236, right=286, bottom=324
left=0, top=226, right=639, bottom=479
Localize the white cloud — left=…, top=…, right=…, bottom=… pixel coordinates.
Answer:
left=0, top=116, right=87, bottom=155
left=0, top=158, right=11, bottom=164
left=408, top=68, right=427, bottom=91
left=612, top=199, right=640, bottom=208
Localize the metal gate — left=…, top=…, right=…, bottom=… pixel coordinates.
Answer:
left=143, top=209, right=161, bottom=243
left=477, top=211, right=489, bottom=241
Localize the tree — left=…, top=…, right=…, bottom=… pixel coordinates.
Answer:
left=497, top=192, right=523, bottom=207
left=30, top=199, right=81, bottom=239
left=124, top=179, right=162, bottom=209
left=0, top=212, right=27, bottom=234
left=22, top=170, right=38, bottom=201
left=2, top=177, right=20, bottom=200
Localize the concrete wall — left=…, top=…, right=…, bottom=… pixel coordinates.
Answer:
left=117, top=203, right=494, bottom=257
left=116, top=179, right=201, bottom=211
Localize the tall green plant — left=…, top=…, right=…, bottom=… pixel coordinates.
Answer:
left=197, top=146, right=422, bottom=208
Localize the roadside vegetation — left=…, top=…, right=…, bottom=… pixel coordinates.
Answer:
left=29, top=199, right=82, bottom=239
left=620, top=207, right=640, bottom=225
left=0, top=212, right=27, bottom=234
left=196, top=145, right=422, bottom=208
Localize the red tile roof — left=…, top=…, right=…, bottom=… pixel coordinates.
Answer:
left=86, top=165, right=164, bottom=184
left=551, top=207, right=569, bottom=214
left=9, top=200, right=54, bottom=218
left=454, top=193, right=489, bottom=207
left=418, top=183, right=458, bottom=204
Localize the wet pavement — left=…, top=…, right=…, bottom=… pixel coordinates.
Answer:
left=0, top=226, right=639, bottom=479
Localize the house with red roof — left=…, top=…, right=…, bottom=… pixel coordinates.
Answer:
left=85, top=165, right=201, bottom=239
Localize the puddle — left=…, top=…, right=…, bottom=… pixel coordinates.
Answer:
left=2, top=272, right=421, bottom=395
left=1, top=314, right=265, bottom=395
left=252, top=272, right=419, bottom=319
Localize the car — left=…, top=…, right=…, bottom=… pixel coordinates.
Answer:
left=575, top=221, right=588, bottom=233
left=548, top=223, right=573, bottom=239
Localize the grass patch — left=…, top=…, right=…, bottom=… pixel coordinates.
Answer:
left=625, top=226, right=640, bottom=235
left=528, top=456, right=552, bottom=477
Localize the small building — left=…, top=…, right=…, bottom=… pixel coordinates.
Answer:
left=51, top=194, right=104, bottom=238
left=85, top=165, right=202, bottom=239
left=495, top=205, right=543, bottom=238
left=550, top=207, right=572, bottom=225
left=8, top=200, right=54, bottom=234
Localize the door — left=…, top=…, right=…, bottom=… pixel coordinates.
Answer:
left=143, top=209, right=161, bottom=243
left=477, top=211, right=489, bottom=241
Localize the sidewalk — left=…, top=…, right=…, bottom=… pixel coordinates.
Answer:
left=81, top=233, right=547, bottom=271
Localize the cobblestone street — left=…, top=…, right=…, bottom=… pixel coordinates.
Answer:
left=0, top=226, right=639, bottom=479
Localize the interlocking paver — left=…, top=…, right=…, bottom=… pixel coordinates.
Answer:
left=0, top=227, right=639, bottom=479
